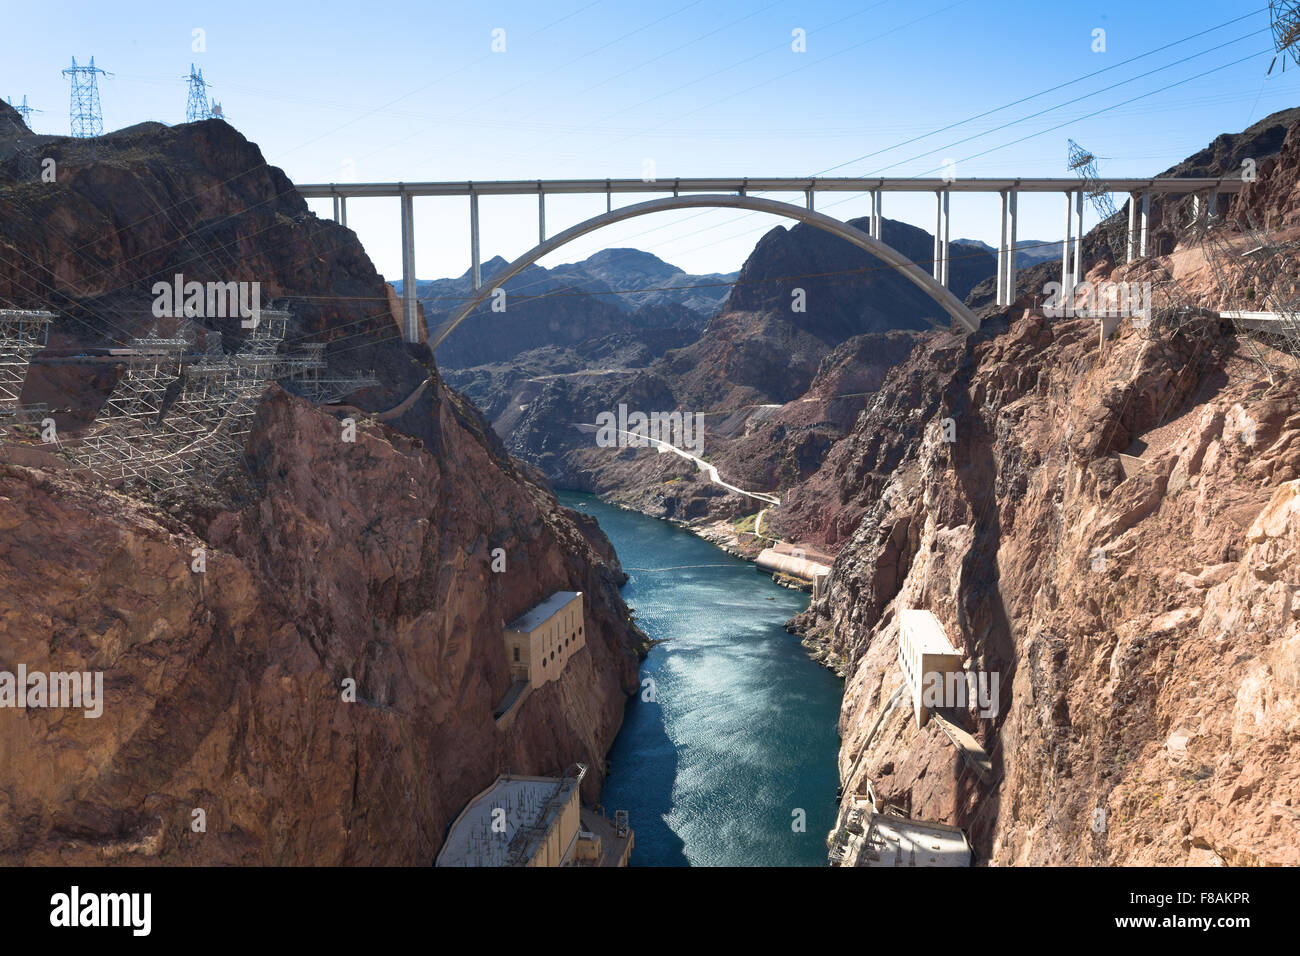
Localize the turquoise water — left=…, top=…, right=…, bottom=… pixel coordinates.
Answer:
left=560, top=492, right=843, bottom=867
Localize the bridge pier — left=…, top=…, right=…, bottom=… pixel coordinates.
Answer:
left=1004, top=189, right=1017, bottom=306
left=1072, top=189, right=1083, bottom=290
left=941, top=190, right=950, bottom=287
left=870, top=189, right=881, bottom=240
left=1126, top=192, right=1137, bottom=263
left=470, top=189, right=481, bottom=291
left=340, top=196, right=347, bottom=228
left=933, top=190, right=950, bottom=285
left=1139, top=188, right=1150, bottom=257
left=1061, top=191, right=1073, bottom=294
left=400, top=189, right=418, bottom=343
left=997, top=192, right=1008, bottom=305
left=538, top=189, right=546, bottom=244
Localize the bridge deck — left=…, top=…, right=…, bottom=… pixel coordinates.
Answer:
left=296, top=176, right=1245, bottom=199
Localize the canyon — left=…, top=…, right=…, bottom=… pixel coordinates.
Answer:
left=445, top=108, right=1300, bottom=866
left=3, top=84, right=1298, bottom=869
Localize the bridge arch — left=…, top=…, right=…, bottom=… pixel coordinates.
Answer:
left=429, top=193, right=980, bottom=348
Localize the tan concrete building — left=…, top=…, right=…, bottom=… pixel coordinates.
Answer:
left=897, top=609, right=963, bottom=728
left=504, top=590, right=584, bottom=687
left=435, top=765, right=633, bottom=867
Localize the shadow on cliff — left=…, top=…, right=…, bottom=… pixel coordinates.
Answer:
left=947, top=318, right=1018, bottom=860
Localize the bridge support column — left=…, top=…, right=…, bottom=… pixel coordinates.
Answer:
left=1126, top=192, right=1137, bottom=263
left=470, top=190, right=481, bottom=291
left=1073, top=189, right=1084, bottom=289
left=871, top=189, right=881, bottom=240
left=1006, top=189, right=1018, bottom=305
left=933, top=191, right=942, bottom=282
left=806, top=190, right=814, bottom=211
left=340, top=196, right=347, bottom=229
left=1062, top=191, right=1074, bottom=295
left=538, top=190, right=546, bottom=244
left=1139, top=189, right=1150, bottom=258
left=400, top=190, right=418, bottom=343
left=997, top=191, right=1008, bottom=306
left=1208, top=188, right=1218, bottom=224
left=332, top=194, right=340, bottom=224
left=940, top=189, right=950, bottom=288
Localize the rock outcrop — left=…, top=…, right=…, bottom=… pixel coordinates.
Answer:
left=786, top=244, right=1300, bottom=867
left=0, top=115, right=642, bottom=863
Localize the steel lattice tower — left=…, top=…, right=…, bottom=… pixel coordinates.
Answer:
left=184, top=64, right=213, bottom=123
left=6, top=95, right=40, bottom=129
left=1269, top=2, right=1300, bottom=73
left=62, top=57, right=110, bottom=138
left=1067, top=139, right=1127, bottom=266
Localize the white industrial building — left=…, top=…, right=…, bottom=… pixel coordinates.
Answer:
left=897, top=609, right=964, bottom=728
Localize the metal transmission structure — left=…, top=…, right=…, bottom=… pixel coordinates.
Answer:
left=62, top=57, right=110, bottom=138
left=1268, top=2, right=1300, bottom=73
left=99, top=324, right=195, bottom=423
left=1200, top=214, right=1300, bottom=378
left=281, top=342, right=380, bottom=404
left=0, top=310, right=54, bottom=438
left=70, top=308, right=377, bottom=497
left=184, top=64, right=213, bottom=122
left=1067, top=140, right=1126, bottom=266
left=6, top=95, right=41, bottom=129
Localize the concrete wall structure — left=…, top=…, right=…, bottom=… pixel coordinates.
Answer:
left=897, top=609, right=963, bottom=728
left=435, top=768, right=585, bottom=867
left=756, top=548, right=832, bottom=585
left=504, top=590, right=583, bottom=687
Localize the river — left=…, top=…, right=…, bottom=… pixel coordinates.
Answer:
left=560, top=492, right=843, bottom=867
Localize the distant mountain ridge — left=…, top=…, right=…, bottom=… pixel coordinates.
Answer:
left=401, top=247, right=737, bottom=318
left=956, top=237, right=1062, bottom=268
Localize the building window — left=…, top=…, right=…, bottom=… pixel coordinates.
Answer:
left=579, top=626, right=583, bottom=636
left=542, top=657, right=546, bottom=668
left=551, top=650, right=556, bottom=661
left=513, top=647, right=520, bottom=662
left=571, top=632, right=576, bottom=643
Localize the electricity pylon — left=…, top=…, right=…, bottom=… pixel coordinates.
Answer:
left=184, top=64, right=213, bottom=122
left=62, top=57, right=111, bottom=138
left=1268, top=1, right=1300, bottom=73
left=1067, top=139, right=1126, bottom=267
left=6, top=95, right=41, bottom=129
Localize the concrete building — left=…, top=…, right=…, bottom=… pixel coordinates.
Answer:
left=573, top=808, right=635, bottom=867
left=829, top=786, right=972, bottom=867
left=756, top=547, right=832, bottom=590
left=503, top=590, right=584, bottom=687
left=897, top=609, right=963, bottom=728
left=844, top=808, right=973, bottom=867
left=435, top=765, right=633, bottom=867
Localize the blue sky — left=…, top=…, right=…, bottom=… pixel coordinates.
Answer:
left=3, top=0, right=1293, bottom=280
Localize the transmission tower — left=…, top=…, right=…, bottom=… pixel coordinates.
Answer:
left=6, top=95, right=41, bottom=129
left=1268, top=1, right=1300, bottom=73
left=184, top=64, right=213, bottom=122
left=0, top=310, right=54, bottom=439
left=1067, top=139, right=1126, bottom=266
left=62, top=56, right=111, bottom=138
